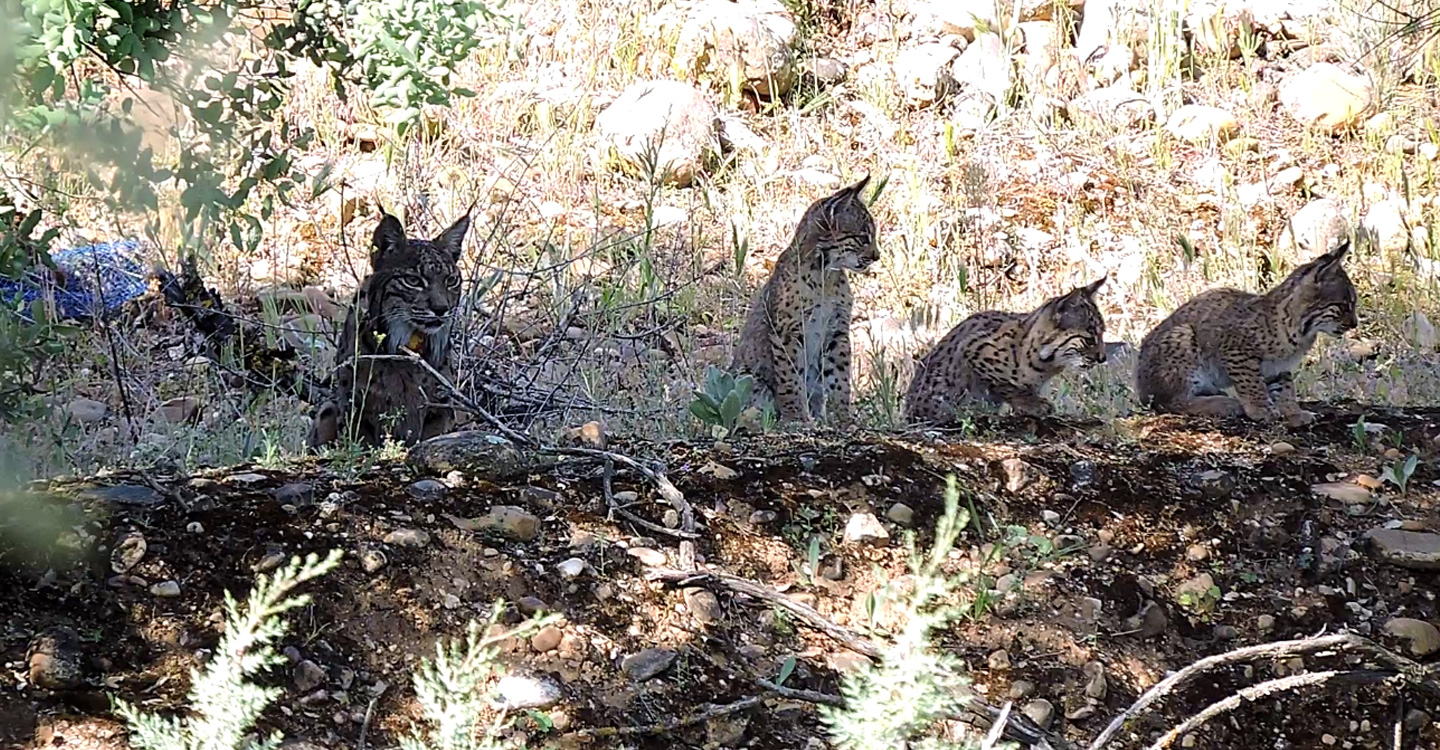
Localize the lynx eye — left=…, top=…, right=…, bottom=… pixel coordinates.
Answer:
left=396, top=275, right=425, bottom=290
left=446, top=273, right=461, bottom=289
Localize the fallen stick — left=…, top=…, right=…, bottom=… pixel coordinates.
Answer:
left=600, top=456, right=698, bottom=540
left=576, top=695, right=765, bottom=738
left=1146, top=670, right=1392, bottom=750
left=648, top=568, right=880, bottom=659
left=1088, top=632, right=1440, bottom=750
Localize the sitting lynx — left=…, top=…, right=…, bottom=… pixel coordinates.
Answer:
left=1135, top=241, right=1357, bottom=427
left=309, top=211, right=470, bottom=448
left=904, top=278, right=1108, bottom=423
left=730, top=175, right=880, bottom=425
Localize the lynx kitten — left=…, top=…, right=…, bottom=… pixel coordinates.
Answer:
left=730, top=176, right=880, bottom=425
left=1135, top=241, right=1357, bottom=426
left=904, top=278, right=1108, bottom=423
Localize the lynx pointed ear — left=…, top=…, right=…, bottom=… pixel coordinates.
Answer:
left=372, top=211, right=407, bottom=266
left=1323, top=238, right=1351, bottom=264
left=434, top=213, right=471, bottom=262
left=1080, top=275, right=1108, bottom=296
left=845, top=173, right=871, bottom=197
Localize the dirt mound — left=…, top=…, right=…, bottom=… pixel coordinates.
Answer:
left=3, top=404, right=1439, bottom=749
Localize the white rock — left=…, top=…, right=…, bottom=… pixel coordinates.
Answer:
left=492, top=673, right=562, bottom=710
left=674, top=0, right=798, bottom=98
left=1166, top=104, right=1240, bottom=143
left=1279, top=63, right=1375, bottom=133
left=952, top=31, right=1010, bottom=106
left=595, top=80, right=720, bottom=187
left=1383, top=617, right=1440, bottom=656
left=1095, top=45, right=1139, bottom=88
left=1017, top=21, right=1062, bottom=85
left=1278, top=198, right=1350, bottom=254
left=843, top=512, right=890, bottom=546
left=1359, top=199, right=1409, bottom=256
left=556, top=557, right=589, bottom=578
left=911, top=0, right=999, bottom=41
left=1403, top=311, right=1438, bottom=352
left=893, top=43, right=959, bottom=106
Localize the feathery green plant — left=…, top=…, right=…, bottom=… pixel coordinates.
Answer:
left=113, top=550, right=344, bottom=750
left=822, top=476, right=1018, bottom=750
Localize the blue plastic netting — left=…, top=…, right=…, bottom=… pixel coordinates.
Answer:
left=0, top=239, right=150, bottom=321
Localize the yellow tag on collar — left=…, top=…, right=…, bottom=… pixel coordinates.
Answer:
left=407, top=332, right=426, bottom=351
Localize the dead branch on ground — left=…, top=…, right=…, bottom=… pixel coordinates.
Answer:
left=1088, top=632, right=1440, bottom=750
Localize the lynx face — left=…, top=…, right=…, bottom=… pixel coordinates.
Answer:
left=1035, top=277, right=1108, bottom=369
left=367, top=212, right=470, bottom=355
left=812, top=176, right=880, bottom=273
left=1289, top=242, right=1358, bottom=337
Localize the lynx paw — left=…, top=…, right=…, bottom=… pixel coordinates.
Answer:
left=1284, top=409, right=1316, bottom=428
left=1242, top=402, right=1277, bottom=423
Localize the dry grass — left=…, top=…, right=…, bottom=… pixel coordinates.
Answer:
left=8, top=0, right=1440, bottom=476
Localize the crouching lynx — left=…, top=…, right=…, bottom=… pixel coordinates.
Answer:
left=904, top=278, right=1108, bottom=424
left=1135, top=241, right=1357, bottom=427
left=729, top=175, right=880, bottom=425
left=309, top=211, right=470, bottom=448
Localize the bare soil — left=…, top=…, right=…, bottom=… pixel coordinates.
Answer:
left=3, top=405, right=1439, bottom=749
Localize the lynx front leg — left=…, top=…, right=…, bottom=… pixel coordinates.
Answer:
left=986, top=378, right=1053, bottom=417
left=822, top=324, right=854, bottom=425
left=976, top=366, right=1052, bottom=417
left=1268, top=372, right=1314, bottom=427
left=1222, top=351, right=1275, bottom=422
left=769, top=317, right=812, bottom=425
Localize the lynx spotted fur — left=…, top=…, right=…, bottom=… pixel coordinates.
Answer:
left=309, top=211, right=470, bottom=448
left=1135, top=241, right=1357, bottom=426
left=904, top=278, right=1108, bottom=423
left=730, top=176, right=880, bottom=425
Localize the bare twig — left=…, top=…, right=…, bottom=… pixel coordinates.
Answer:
left=601, top=456, right=699, bottom=539
left=753, top=677, right=845, bottom=707
left=982, top=701, right=1014, bottom=750
left=577, top=695, right=765, bottom=738
left=357, top=693, right=379, bottom=750
left=1088, top=633, right=1440, bottom=750
left=362, top=348, right=701, bottom=553
left=1147, top=670, right=1392, bottom=750
left=647, top=568, right=881, bottom=659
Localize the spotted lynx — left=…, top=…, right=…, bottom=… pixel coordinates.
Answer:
left=1135, top=241, right=1357, bottom=427
left=904, top=278, right=1108, bottom=423
left=729, top=175, right=880, bottom=425
left=309, top=211, right=470, bottom=448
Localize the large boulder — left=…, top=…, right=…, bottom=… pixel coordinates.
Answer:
left=893, top=43, right=960, bottom=106
left=1279, top=62, right=1375, bottom=133
left=1277, top=198, right=1350, bottom=254
left=595, top=80, right=721, bottom=187
left=408, top=431, right=543, bottom=479
left=674, top=0, right=798, bottom=98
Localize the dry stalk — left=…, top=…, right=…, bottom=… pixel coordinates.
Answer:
left=1088, top=632, right=1440, bottom=750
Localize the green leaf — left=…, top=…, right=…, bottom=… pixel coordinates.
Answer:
left=777, top=656, right=796, bottom=686
left=689, top=400, right=718, bottom=423
left=720, top=391, right=741, bottom=428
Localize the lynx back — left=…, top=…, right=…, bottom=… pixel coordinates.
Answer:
left=309, top=211, right=470, bottom=448
left=904, top=278, right=1108, bottom=424
left=729, top=175, right=880, bottom=426
left=1135, top=241, right=1357, bottom=427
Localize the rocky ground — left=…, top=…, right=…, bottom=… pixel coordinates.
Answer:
left=4, top=404, right=1439, bottom=749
